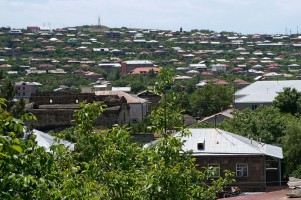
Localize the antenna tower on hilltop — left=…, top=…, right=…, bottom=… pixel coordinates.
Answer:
left=98, top=16, right=101, bottom=28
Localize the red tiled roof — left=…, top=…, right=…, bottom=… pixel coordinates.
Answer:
left=201, top=71, right=214, bottom=76
left=129, top=67, right=160, bottom=75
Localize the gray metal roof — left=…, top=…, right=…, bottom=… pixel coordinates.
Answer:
left=124, top=60, right=153, bottom=65
left=25, top=129, right=74, bottom=151
left=235, top=80, right=301, bottom=103
left=178, top=128, right=283, bottom=159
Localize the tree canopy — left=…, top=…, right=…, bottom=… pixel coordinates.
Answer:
left=190, top=84, right=233, bottom=117
left=273, top=87, right=301, bottom=115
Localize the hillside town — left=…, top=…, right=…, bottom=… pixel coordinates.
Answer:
left=1, top=24, right=301, bottom=199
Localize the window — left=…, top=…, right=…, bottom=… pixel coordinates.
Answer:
left=251, top=105, right=257, bottom=110
left=236, top=164, right=248, bottom=177
left=208, top=164, right=220, bottom=177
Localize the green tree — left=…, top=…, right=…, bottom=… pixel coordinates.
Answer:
left=0, top=79, right=16, bottom=111
left=273, top=87, right=300, bottom=115
left=220, top=106, right=289, bottom=144
left=190, top=84, right=232, bottom=117
left=148, top=68, right=156, bottom=78
left=282, top=118, right=301, bottom=176
left=11, top=98, right=25, bottom=118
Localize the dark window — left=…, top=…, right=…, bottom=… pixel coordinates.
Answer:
left=197, top=142, right=205, bottom=150
left=236, top=164, right=248, bottom=177
left=251, top=105, right=257, bottom=110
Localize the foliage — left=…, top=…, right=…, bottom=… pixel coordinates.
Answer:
left=291, top=165, right=301, bottom=179
left=0, top=79, right=16, bottom=110
left=273, top=87, right=301, bottom=115
left=190, top=84, right=233, bottom=117
left=0, top=80, right=27, bottom=118
left=219, top=106, right=289, bottom=144
left=192, top=121, right=216, bottom=128
left=282, top=118, right=301, bottom=175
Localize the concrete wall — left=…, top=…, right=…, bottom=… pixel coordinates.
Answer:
left=129, top=103, right=148, bottom=123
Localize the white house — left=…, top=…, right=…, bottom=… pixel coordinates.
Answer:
left=211, top=64, right=227, bottom=72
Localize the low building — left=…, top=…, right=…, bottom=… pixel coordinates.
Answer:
left=234, top=80, right=301, bottom=110
left=146, top=128, right=283, bottom=191
left=95, top=91, right=148, bottom=124
left=27, top=92, right=130, bottom=130
left=137, top=90, right=161, bottom=111
left=121, top=60, right=154, bottom=75
left=129, top=67, right=160, bottom=75
left=97, top=63, right=121, bottom=73
left=211, top=64, right=227, bottom=72
left=15, top=81, right=42, bottom=98
left=198, top=109, right=234, bottom=125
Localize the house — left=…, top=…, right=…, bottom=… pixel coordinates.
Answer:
left=15, top=81, right=42, bottom=98
left=9, top=29, right=22, bottom=36
left=147, top=128, right=283, bottom=191
left=27, top=26, right=40, bottom=32
left=95, top=91, right=149, bottom=124
left=93, top=48, right=110, bottom=53
left=106, top=31, right=121, bottom=39
left=129, top=67, right=160, bottom=75
left=111, top=87, right=131, bottom=93
left=198, top=109, right=234, bottom=125
left=211, top=64, right=227, bottom=72
left=137, top=90, right=161, bottom=111
left=234, top=79, right=251, bottom=89
left=121, top=60, right=154, bottom=74
left=28, top=92, right=130, bottom=130
left=234, top=80, right=301, bottom=110
left=189, top=63, right=207, bottom=71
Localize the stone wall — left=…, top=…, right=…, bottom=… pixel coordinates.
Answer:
left=29, top=92, right=110, bottom=105
left=194, top=155, right=266, bottom=191
left=27, top=92, right=130, bottom=130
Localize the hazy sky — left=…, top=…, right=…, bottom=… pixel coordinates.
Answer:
left=1, top=0, right=301, bottom=34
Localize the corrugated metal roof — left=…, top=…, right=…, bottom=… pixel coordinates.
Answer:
left=178, top=128, right=283, bottom=159
left=235, top=80, right=301, bottom=103
left=30, top=129, right=74, bottom=151
left=124, top=60, right=153, bottom=65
